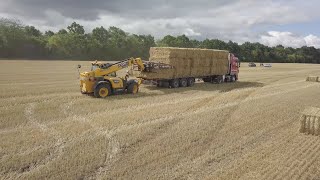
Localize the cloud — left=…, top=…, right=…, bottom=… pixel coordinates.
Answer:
left=260, top=31, right=320, bottom=48
left=0, top=0, right=320, bottom=48
left=304, top=35, right=320, bottom=48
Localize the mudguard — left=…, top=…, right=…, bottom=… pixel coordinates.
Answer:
left=94, top=81, right=111, bottom=90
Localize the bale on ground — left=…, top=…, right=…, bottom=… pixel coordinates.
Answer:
left=306, top=76, right=319, bottom=82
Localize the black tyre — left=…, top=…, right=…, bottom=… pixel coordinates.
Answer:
left=203, top=77, right=211, bottom=83
left=179, top=78, right=188, bottom=87
left=231, top=75, right=236, bottom=82
left=216, top=76, right=224, bottom=84
left=94, top=83, right=111, bottom=98
left=170, top=79, right=179, bottom=88
left=127, top=82, right=139, bottom=94
left=187, top=78, right=195, bottom=87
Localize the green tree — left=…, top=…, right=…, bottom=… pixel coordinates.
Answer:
left=57, top=29, right=68, bottom=35
left=25, top=26, right=42, bottom=37
left=45, top=30, right=54, bottom=37
left=67, top=22, right=85, bottom=34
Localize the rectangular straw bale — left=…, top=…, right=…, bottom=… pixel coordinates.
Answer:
left=193, top=50, right=201, bottom=58
left=203, top=58, right=212, bottom=67
left=186, top=49, right=195, bottom=57
left=204, top=50, right=212, bottom=58
left=303, top=107, right=320, bottom=116
left=198, top=67, right=211, bottom=76
left=306, top=76, right=319, bottom=82
left=199, top=49, right=206, bottom=58
left=176, top=68, right=191, bottom=77
left=139, top=69, right=175, bottom=80
left=144, top=47, right=230, bottom=79
left=191, top=58, right=202, bottom=67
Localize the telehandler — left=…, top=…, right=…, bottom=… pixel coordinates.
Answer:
left=78, top=57, right=145, bottom=98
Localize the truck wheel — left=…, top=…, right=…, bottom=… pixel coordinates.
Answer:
left=187, top=78, right=195, bottom=87
left=157, top=80, right=162, bottom=87
left=179, top=78, right=188, bottom=87
left=170, top=79, right=180, bottom=88
left=231, top=75, right=236, bottom=82
left=217, top=76, right=224, bottom=84
left=94, top=83, right=111, bottom=98
left=127, top=82, right=139, bottom=94
left=203, top=77, right=211, bottom=83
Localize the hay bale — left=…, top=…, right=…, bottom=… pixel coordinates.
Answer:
left=144, top=47, right=230, bottom=79
left=139, top=69, right=175, bottom=80
left=299, top=115, right=307, bottom=133
left=315, top=117, right=320, bottom=136
left=306, top=76, right=319, bottom=82
left=300, top=107, right=320, bottom=136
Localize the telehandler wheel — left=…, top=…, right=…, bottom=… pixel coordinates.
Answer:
left=127, top=82, right=139, bottom=94
left=170, top=79, right=180, bottom=88
left=179, top=78, right=188, bottom=87
left=187, top=78, right=195, bottom=87
left=94, top=83, right=111, bottom=98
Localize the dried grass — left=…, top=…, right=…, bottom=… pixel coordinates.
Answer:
left=1, top=61, right=320, bottom=179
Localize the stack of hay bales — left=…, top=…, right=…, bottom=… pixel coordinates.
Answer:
left=141, top=47, right=230, bottom=80
left=300, top=107, right=320, bottom=136
left=306, top=76, right=319, bottom=82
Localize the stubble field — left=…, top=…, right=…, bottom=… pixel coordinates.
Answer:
left=0, top=60, right=320, bottom=179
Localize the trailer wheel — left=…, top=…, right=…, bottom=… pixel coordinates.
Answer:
left=217, top=76, right=224, bottom=84
left=187, top=78, right=195, bottom=87
left=203, top=77, right=211, bottom=83
left=179, top=78, right=188, bottom=87
left=231, top=75, right=236, bottom=82
left=170, top=79, right=180, bottom=88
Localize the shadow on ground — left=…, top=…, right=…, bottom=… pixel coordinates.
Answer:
left=98, top=81, right=264, bottom=100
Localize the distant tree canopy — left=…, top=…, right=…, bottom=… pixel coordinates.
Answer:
left=0, top=18, right=319, bottom=63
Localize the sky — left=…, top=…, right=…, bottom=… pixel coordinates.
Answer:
left=0, top=0, right=320, bottom=48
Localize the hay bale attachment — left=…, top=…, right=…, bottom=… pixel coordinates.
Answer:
left=300, top=107, right=320, bottom=136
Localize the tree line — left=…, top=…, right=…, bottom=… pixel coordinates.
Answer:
left=1, top=18, right=320, bottom=63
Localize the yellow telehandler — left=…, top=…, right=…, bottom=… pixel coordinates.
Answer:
left=78, top=57, right=145, bottom=98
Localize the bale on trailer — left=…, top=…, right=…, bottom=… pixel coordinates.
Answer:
left=299, top=107, right=320, bottom=136
left=306, top=76, right=319, bottom=82
left=142, top=47, right=230, bottom=80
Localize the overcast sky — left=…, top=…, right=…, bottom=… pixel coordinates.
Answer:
left=1, top=0, right=320, bottom=48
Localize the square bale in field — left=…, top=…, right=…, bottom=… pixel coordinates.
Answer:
left=306, top=76, right=319, bottom=82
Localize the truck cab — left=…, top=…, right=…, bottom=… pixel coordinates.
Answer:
left=228, top=53, right=240, bottom=81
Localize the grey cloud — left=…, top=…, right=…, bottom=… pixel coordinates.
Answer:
left=0, top=0, right=237, bottom=20
left=1, top=0, right=320, bottom=47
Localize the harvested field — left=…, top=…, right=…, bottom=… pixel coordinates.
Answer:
left=1, top=60, right=320, bottom=179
